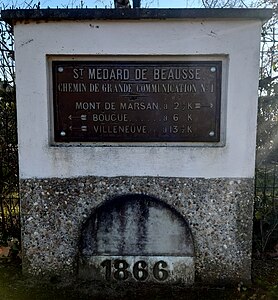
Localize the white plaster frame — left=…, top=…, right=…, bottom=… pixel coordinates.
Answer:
left=14, top=19, right=262, bottom=179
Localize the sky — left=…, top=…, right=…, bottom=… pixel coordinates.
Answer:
left=0, top=0, right=213, bottom=9
left=0, top=0, right=264, bottom=10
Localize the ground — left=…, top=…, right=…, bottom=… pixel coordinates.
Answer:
left=0, top=259, right=277, bottom=300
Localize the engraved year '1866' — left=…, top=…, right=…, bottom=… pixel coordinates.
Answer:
left=100, top=259, right=169, bottom=281
left=53, top=61, right=221, bottom=143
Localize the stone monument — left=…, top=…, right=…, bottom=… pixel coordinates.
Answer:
left=2, top=7, right=272, bottom=285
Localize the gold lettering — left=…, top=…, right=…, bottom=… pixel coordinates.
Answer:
left=162, top=84, right=196, bottom=93
left=58, top=83, right=87, bottom=92
left=136, top=83, right=160, bottom=93
left=89, top=83, right=100, bottom=92
left=92, top=125, right=147, bottom=134
left=153, top=68, right=201, bottom=80
left=187, top=103, right=193, bottom=110
left=114, top=83, right=132, bottom=93
left=104, top=102, right=116, bottom=110
left=153, top=68, right=160, bottom=80
left=101, top=83, right=113, bottom=93
left=195, top=69, right=200, bottom=80
left=88, top=68, right=129, bottom=80
left=73, top=68, right=84, bottom=79
left=92, top=113, right=128, bottom=122
left=75, top=101, right=100, bottom=110
left=120, top=102, right=159, bottom=110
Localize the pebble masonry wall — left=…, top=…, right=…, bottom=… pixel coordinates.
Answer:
left=20, top=176, right=254, bottom=284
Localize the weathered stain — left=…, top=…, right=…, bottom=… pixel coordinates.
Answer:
left=79, top=194, right=194, bottom=257
left=78, top=194, right=195, bottom=283
left=20, top=38, right=34, bottom=47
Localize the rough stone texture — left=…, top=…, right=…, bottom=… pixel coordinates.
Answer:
left=20, top=176, right=254, bottom=285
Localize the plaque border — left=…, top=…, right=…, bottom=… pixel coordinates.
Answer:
left=48, top=55, right=227, bottom=147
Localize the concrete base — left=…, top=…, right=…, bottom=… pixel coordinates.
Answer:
left=20, top=176, right=254, bottom=285
left=78, top=256, right=195, bottom=284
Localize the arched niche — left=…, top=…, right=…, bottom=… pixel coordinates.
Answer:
left=78, top=194, right=195, bottom=284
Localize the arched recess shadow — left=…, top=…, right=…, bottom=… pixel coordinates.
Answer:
left=79, top=194, right=195, bottom=257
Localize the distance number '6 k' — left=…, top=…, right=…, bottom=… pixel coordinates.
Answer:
left=100, top=259, right=169, bottom=281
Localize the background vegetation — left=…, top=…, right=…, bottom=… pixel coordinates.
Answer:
left=0, top=11, right=19, bottom=245
left=0, top=0, right=277, bottom=257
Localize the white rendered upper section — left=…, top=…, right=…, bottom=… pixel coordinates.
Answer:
left=14, top=18, right=262, bottom=179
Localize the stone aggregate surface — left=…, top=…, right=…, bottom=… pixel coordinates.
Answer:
left=20, top=176, right=254, bottom=285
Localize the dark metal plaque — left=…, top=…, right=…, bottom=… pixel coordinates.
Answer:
left=52, top=61, right=221, bottom=143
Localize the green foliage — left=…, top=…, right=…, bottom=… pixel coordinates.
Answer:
left=254, top=167, right=278, bottom=256
left=256, top=5, right=278, bottom=166
left=0, top=90, right=19, bottom=242
left=234, top=261, right=278, bottom=300
left=0, top=17, right=19, bottom=243
left=253, top=1, right=278, bottom=259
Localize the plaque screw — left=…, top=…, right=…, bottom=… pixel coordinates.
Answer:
left=209, top=131, right=215, bottom=137
left=58, top=67, right=64, bottom=73
left=60, top=131, right=66, bottom=136
left=210, top=67, right=216, bottom=73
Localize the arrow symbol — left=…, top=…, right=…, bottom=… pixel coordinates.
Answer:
left=196, top=103, right=214, bottom=109
left=69, top=126, right=87, bottom=132
left=68, top=115, right=87, bottom=120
